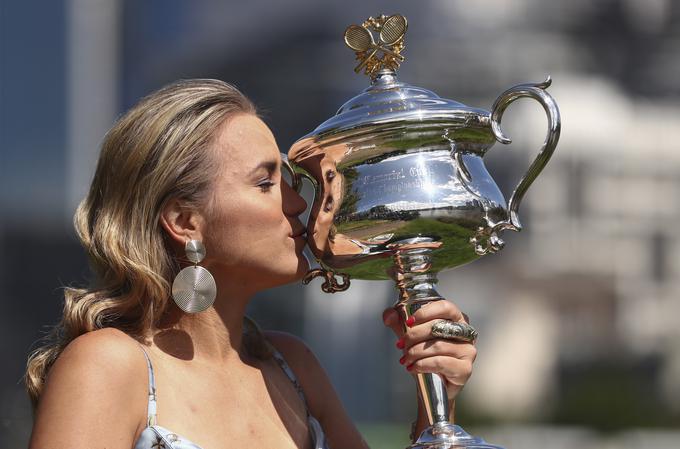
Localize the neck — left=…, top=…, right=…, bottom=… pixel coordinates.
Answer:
left=154, top=281, right=257, bottom=364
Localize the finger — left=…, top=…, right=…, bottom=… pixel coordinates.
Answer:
left=408, top=300, right=465, bottom=327
left=400, top=340, right=477, bottom=367
left=382, top=307, right=398, bottom=326
left=406, top=356, right=473, bottom=387
left=402, top=318, right=477, bottom=349
left=382, top=307, right=405, bottom=338
left=401, top=320, right=437, bottom=349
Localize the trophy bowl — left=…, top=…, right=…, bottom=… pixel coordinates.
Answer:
left=287, top=14, right=560, bottom=448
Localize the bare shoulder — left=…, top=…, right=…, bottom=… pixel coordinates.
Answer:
left=263, top=331, right=369, bottom=449
left=58, top=327, right=143, bottom=367
left=263, top=331, right=328, bottom=415
left=46, top=327, right=147, bottom=392
left=264, top=330, right=320, bottom=369
left=30, top=328, right=148, bottom=449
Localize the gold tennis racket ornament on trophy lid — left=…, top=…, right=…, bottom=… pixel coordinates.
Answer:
left=344, top=14, right=407, bottom=76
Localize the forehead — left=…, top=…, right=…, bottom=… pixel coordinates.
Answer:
left=212, top=114, right=279, bottom=173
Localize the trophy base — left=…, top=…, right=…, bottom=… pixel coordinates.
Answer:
left=409, top=424, right=504, bottom=449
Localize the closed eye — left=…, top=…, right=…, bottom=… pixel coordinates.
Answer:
left=257, top=179, right=276, bottom=192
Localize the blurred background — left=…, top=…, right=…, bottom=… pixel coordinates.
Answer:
left=1, top=0, right=679, bottom=447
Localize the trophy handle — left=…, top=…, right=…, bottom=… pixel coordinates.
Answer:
left=489, top=76, right=561, bottom=231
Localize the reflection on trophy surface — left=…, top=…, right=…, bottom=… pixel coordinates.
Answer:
left=288, top=13, right=561, bottom=448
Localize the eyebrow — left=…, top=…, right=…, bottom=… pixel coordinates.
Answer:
left=248, top=160, right=279, bottom=177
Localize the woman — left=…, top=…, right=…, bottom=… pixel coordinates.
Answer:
left=25, top=79, right=477, bottom=449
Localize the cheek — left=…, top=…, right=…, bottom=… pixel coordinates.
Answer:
left=243, top=197, right=287, bottom=231
left=207, top=195, right=287, bottom=256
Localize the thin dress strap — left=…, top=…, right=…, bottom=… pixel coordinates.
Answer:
left=270, top=347, right=309, bottom=413
left=270, top=346, right=330, bottom=449
left=137, top=345, right=158, bottom=426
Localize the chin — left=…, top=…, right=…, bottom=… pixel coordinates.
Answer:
left=287, top=254, right=311, bottom=282
left=266, top=254, right=310, bottom=288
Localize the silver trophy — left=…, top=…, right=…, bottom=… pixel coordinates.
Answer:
left=287, top=14, right=560, bottom=449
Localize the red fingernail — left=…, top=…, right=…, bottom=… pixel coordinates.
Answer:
left=406, top=316, right=416, bottom=327
left=396, top=338, right=405, bottom=349
left=406, top=364, right=414, bottom=372
left=399, top=355, right=406, bottom=365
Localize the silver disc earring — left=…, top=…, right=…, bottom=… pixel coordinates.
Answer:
left=171, top=240, right=216, bottom=313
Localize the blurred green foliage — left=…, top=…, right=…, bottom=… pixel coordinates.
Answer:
left=357, top=422, right=410, bottom=449
left=453, top=358, right=679, bottom=432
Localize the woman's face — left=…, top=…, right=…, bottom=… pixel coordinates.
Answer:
left=200, top=114, right=308, bottom=292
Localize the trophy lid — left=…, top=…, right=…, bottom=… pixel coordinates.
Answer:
left=295, top=14, right=491, bottom=149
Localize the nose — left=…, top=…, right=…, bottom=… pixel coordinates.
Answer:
left=282, top=179, right=308, bottom=217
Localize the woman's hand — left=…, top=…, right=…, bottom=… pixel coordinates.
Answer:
left=382, top=299, right=477, bottom=401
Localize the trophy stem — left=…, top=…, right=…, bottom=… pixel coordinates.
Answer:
left=395, top=278, right=450, bottom=427
left=392, top=238, right=503, bottom=449
left=392, top=239, right=456, bottom=444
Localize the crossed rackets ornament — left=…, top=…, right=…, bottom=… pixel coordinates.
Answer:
left=344, top=14, right=407, bottom=77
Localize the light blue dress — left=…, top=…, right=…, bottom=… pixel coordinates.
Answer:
left=133, top=345, right=330, bottom=449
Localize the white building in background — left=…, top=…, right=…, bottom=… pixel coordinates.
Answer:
left=529, top=74, right=680, bottom=406
left=459, top=74, right=680, bottom=418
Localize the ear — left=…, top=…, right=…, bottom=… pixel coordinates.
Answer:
left=160, top=198, right=204, bottom=247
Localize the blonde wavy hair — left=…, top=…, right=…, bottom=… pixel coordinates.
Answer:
left=25, top=79, right=257, bottom=406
